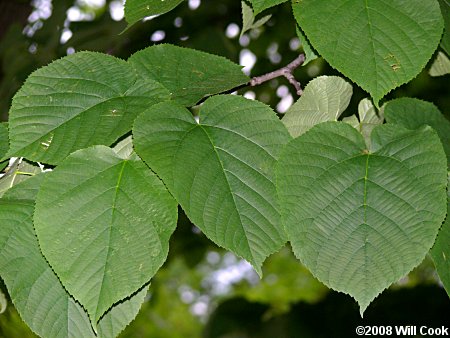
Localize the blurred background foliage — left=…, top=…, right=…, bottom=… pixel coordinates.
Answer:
left=0, top=0, right=449, bottom=337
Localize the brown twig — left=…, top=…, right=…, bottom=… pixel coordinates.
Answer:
left=250, top=54, right=305, bottom=95
left=194, top=54, right=305, bottom=106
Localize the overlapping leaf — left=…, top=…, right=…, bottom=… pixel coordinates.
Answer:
left=133, top=95, right=291, bottom=274
left=384, top=98, right=450, bottom=164
left=249, top=0, right=288, bottom=15
left=0, top=175, right=149, bottom=338
left=295, top=26, right=317, bottom=66
left=430, top=174, right=450, bottom=296
left=124, top=0, right=184, bottom=28
left=34, top=146, right=177, bottom=326
left=128, top=44, right=249, bottom=106
left=277, top=122, right=447, bottom=314
left=0, top=158, right=42, bottom=198
left=293, top=0, right=444, bottom=105
left=343, top=98, right=384, bottom=149
left=7, top=52, right=170, bottom=164
left=282, top=76, right=352, bottom=137
left=430, top=51, right=450, bottom=76
left=241, top=1, right=272, bottom=37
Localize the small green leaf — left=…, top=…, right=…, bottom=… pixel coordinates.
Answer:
left=124, top=0, right=184, bottom=28
left=282, top=76, right=352, bottom=137
left=241, top=1, right=272, bottom=37
left=249, top=0, right=288, bottom=15
left=112, top=135, right=135, bottom=159
left=384, top=97, right=450, bottom=165
left=430, top=174, right=450, bottom=296
left=7, top=52, right=170, bottom=165
left=34, top=146, right=177, bottom=325
left=128, top=44, right=249, bottom=106
left=295, top=25, right=318, bottom=66
left=133, top=95, right=291, bottom=275
left=293, top=0, right=444, bottom=105
left=429, top=51, right=450, bottom=76
left=0, top=175, right=149, bottom=338
left=343, top=98, right=384, bottom=150
left=277, top=122, right=447, bottom=314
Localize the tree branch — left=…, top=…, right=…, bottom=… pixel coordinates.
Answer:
left=250, top=54, right=305, bottom=95
left=194, top=54, right=305, bottom=106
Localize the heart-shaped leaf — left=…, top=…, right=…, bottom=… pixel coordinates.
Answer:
left=0, top=175, right=149, bottom=338
left=282, top=76, right=352, bottom=137
left=34, top=146, right=177, bottom=326
left=133, top=95, right=291, bottom=274
left=7, top=52, right=170, bottom=164
left=277, top=122, right=447, bottom=314
left=293, top=0, right=444, bottom=105
left=128, top=44, right=249, bottom=106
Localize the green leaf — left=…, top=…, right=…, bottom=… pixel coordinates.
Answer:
left=34, top=145, right=177, bottom=326
left=124, top=0, right=184, bottom=28
left=0, top=158, right=42, bottom=198
left=241, top=1, right=272, bottom=37
left=429, top=51, right=450, bottom=76
left=292, top=0, right=444, bottom=106
left=439, top=0, right=450, bottom=55
left=0, top=175, right=149, bottom=338
left=430, top=174, right=450, bottom=296
left=295, top=25, right=318, bottom=66
left=7, top=51, right=170, bottom=165
left=282, top=76, right=352, bottom=137
left=133, top=95, right=291, bottom=275
left=384, top=97, right=450, bottom=165
left=249, top=0, right=288, bottom=15
left=277, top=122, right=447, bottom=314
left=343, top=98, right=384, bottom=150
left=128, top=44, right=249, bottom=106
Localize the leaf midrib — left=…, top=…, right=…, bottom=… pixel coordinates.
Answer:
left=95, top=160, right=127, bottom=322
left=197, top=125, right=255, bottom=264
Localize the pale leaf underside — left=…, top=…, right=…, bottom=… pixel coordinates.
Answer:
left=277, top=122, right=447, bottom=314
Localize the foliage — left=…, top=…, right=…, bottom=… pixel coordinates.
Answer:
left=0, top=0, right=449, bottom=337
